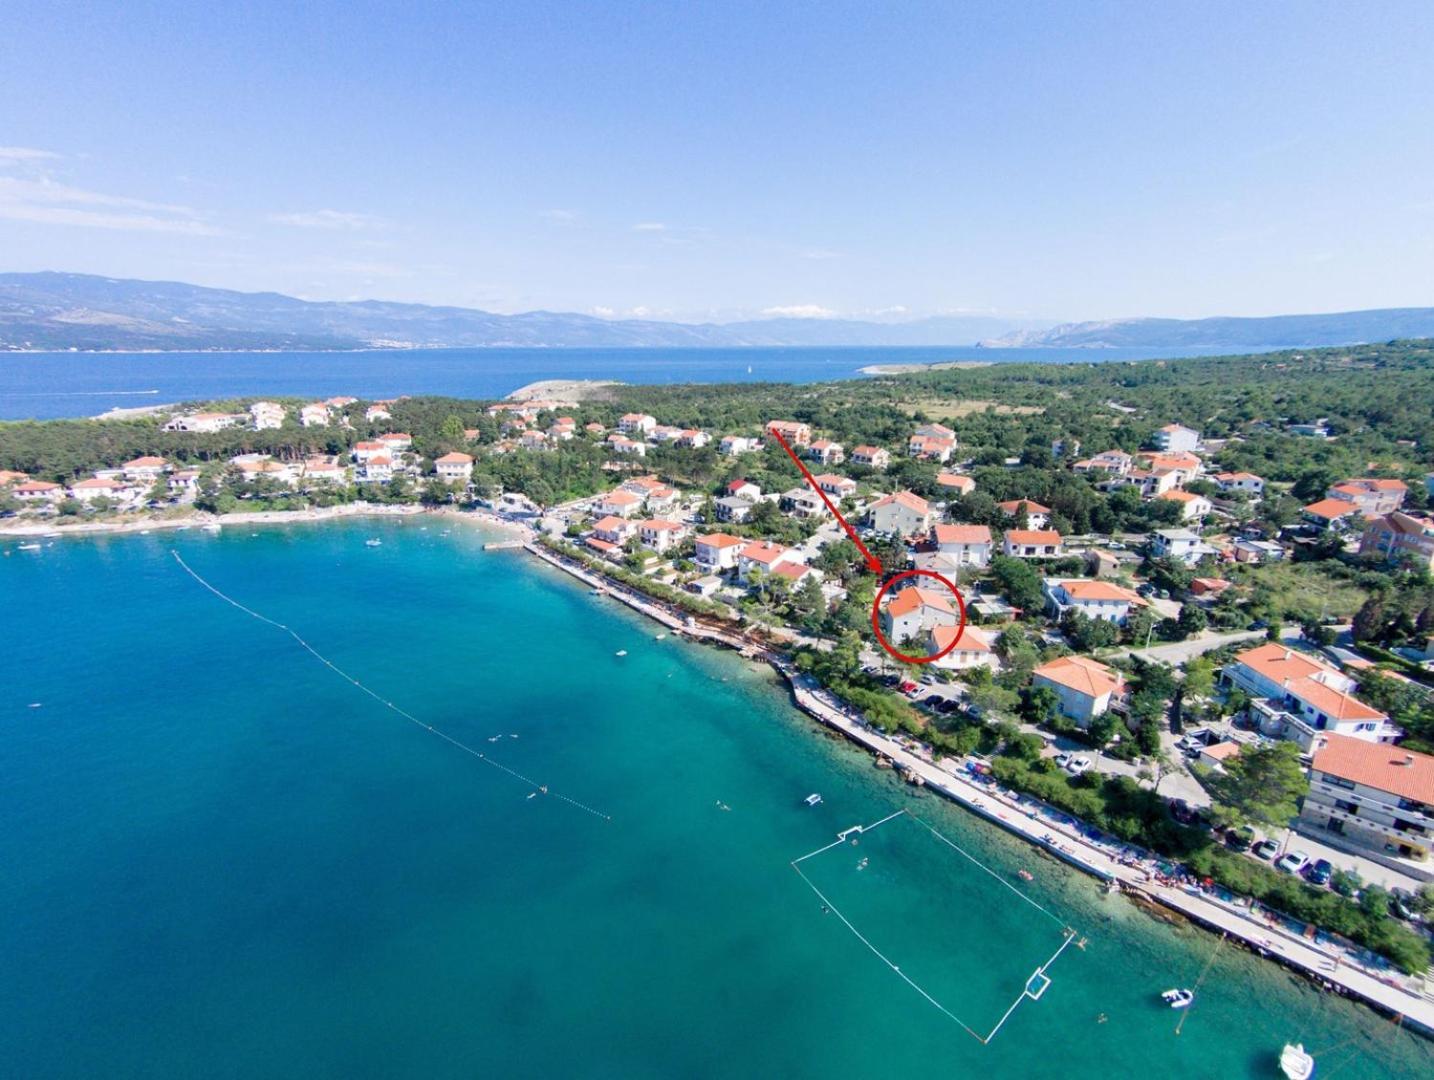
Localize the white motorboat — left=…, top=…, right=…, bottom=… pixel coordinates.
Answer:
left=615, top=649, right=627, bottom=657
left=17, top=543, right=41, bottom=551
left=365, top=538, right=382, bottom=547
left=1279, top=1042, right=1314, bottom=1079
left=804, top=793, right=823, bottom=806
left=1161, top=988, right=1194, bottom=1009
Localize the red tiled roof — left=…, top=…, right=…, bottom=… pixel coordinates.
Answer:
left=933, top=524, right=991, bottom=545
left=1312, top=734, right=1434, bottom=802
left=1302, top=497, right=1364, bottom=520
left=1005, top=529, right=1062, bottom=546
left=886, top=586, right=955, bottom=617
left=1033, top=655, right=1122, bottom=699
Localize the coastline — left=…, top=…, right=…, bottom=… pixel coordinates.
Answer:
left=859, top=360, right=993, bottom=375
left=522, top=536, right=1434, bottom=1035
left=0, top=502, right=528, bottom=540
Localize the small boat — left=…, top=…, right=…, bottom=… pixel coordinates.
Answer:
left=1103, top=879, right=1120, bottom=895
left=1279, top=1043, right=1314, bottom=1080
left=17, top=543, right=41, bottom=551
left=804, top=793, right=823, bottom=806
left=655, top=633, right=666, bottom=641
left=365, top=538, right=382, bottom=547
left=857, top=857, right=868, bottom=870
left=1161, top=988, right=1194, bottom=1009
left=1017, top=869, right=1034, bottom=882
left=202, top=523, right=221, bottom=533
left=615, top=649, right=628, bottom=657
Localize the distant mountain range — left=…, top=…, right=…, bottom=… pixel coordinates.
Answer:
left=0, top=271, right=1430, bottom=352
left=0, top=272, right=1048, bottom=351
left=980, top=308, right=1434, bottom=349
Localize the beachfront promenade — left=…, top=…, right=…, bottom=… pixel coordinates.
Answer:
left=518, top=532, right=1434, bottom=1034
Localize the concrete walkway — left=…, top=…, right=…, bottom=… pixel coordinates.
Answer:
left=776, top=664, right=1434, bottom=1033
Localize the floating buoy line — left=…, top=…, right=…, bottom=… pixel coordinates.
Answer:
left=170, top=549, right=610, bottom=821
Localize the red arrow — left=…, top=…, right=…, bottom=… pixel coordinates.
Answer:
left=768, top=428, right=883, bottom=574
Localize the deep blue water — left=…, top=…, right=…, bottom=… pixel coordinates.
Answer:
left=0, top=345, right=1260, bottom=420
left=0, top=520, right=1427, bottom=1078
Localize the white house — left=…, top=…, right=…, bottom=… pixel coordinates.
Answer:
left=720, top=435, right=760, bottom=456
left=908, top=434, right=955, bottom=462
left=737, top=540, right=804, bottom=583
left=365, top=404, right=392, bottom=422
left=1044, top=578, right=1144, bottom=624
left=1156, top=489, right=1212, bottom=522
left=638, top=519, right=686, bottom=554
left=12, top=480, right=63, bottom=503
left=936, top=471, right=975, bottom=496
left=68, top=477, right=135, bottom=503
left=597, top=489, right=644, bottom=518
left=163, top=412, right=242, bottom=433
left=931, top=524, right=992, bottom=568
left=850, top=445, right=890, bottom=469
left=694, top=533, right=746, bottom=572
left=608, top=435, right=648, bottom=457
left=301, top=459, right=345, bottom=484
left=1032, top=656, right=1124, bottom=728
left=1073, top=450, right=1133, bottom=476
left=807, top=439, right=845, bottom=465
left=1300, top=735, right=1433, bottom=874
left=997, top=500, right=1050, bottom=528
left=619, top=413, right=658, bottom=435
left=434, top=452, right=474, bottom=482
left=591, top=515, right=637, bottom=544
left=881, top=586, right=959, bottom=645
left=168, top=469, right=201, bottom=493
left=714, top=496, right=755, bottom=523
left=1002, top=529, right=1063, bottom=558
left=866, top=491, right=932, bottom=536
left=1150, top=424, right=1200, bottom=452
left=1214, top=471, right=1265, bottom=497
left=1149, top=528, right=1214, bottom=566
left=764, top=420, right=811, bottom=446
left=353, top=441, right=388, bottom=464
left=122, top=456, right=169, bottom=483
left=300, top=403, right=332, bottom=427
left=361, top=456, right=395, bottom=479
left=780, top=487, right=826, bottom=519
left=676, top=429, right=711, bottom=449
left=813, top=474, right=857, bottom=499
left=1220, top=642, right=1400, bottom=751
left=930, top=624, right=999, bottom=672
left=250, top=401, right=285, bottom=429
left=377, top=433, right=412, bottom=453
left=725, top=479, right=761, bottom=501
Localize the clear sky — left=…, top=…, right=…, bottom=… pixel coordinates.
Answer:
left=2, top=1, right=1432, bottom=323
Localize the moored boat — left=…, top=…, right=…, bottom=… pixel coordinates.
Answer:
left=1161, top=988, right=1194, bottom=1009
left=1279, top=1042, right=1314, bottom=1079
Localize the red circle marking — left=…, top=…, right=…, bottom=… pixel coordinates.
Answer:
left=870, top=568, right=969, bottom=665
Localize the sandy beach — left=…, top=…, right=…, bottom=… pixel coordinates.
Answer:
left=0, top=502, right=528, bottom=540
left=858, top=360, right=993, bottom=375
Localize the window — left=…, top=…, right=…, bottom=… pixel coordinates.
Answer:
left=1333, top=800, right=1359, bottom=815
left=1321, top=773, right=1356, bottom=790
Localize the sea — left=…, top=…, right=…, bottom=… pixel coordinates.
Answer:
left=0, top=345, right=1262, bottom=420
left=1, top=519, right=1427, bottom=1079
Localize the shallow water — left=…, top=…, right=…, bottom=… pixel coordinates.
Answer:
left=1, top=520, right=1426, bottom=1078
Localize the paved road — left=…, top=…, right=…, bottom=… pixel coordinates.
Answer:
left=1119, top=626, right=1295, bottom=666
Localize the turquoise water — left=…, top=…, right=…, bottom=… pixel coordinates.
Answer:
left=1, top=519, right=1428, bottom=1078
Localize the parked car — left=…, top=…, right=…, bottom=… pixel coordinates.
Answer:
left=1252, top=839, right=1279, bottom=860
left=1225, top=826, right=1256, bottom=853
left=1065, top=755, right=1093, bottom=775
left=1306, top=859, right=1334, bottom=886
left=1054, top=752, right=1072, bottom=769
left=1276, top=851, right=1310, bottom=875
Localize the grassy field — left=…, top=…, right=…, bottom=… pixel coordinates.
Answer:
left=1232, top=560, right=1369, bottom=624
left=897, top=397, right=1045, bottom=419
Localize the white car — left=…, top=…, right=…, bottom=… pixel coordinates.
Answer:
left=1276, top=851, right=1310, bottom=875
left=1065, top=756, right=1093, bottom=775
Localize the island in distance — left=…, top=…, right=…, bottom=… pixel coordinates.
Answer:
left=6, top=271, right=1434, bottom=353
